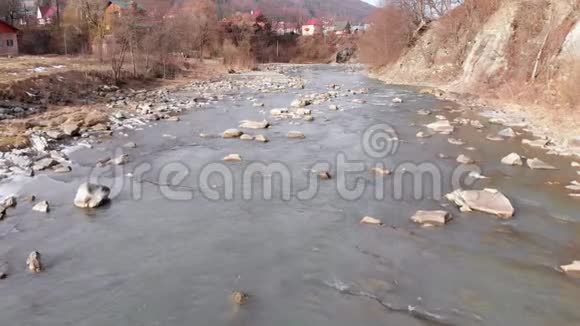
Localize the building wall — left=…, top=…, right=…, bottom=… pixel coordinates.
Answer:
left=301, top=25, right=322, bottom=36
left=0, top=33, right=19, bottom=56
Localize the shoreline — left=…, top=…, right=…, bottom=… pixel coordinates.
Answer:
left=368, top=71, right=580, bottom=159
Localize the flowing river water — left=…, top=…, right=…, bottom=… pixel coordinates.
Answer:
left=0, top=65, right=579, bottom=325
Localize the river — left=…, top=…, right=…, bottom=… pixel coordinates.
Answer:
left=0, top=65, right=579, bottom=326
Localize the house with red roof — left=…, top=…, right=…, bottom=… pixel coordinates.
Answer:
left=37, top=5, right=57, bottom=25
left=301, top=18, right=322, bottom=36
left=0, top=20, right=19, bottom=56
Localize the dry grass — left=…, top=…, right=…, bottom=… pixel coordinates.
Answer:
left=504, top=0, right=549, bottom=82
left=559, top=58, right=580, bottom=109
left=0, top=56, right=108, bottom=84
left=432, top=0, right=502, bottom=65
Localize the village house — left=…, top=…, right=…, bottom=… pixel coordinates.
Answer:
left=37, top=5, right=57, bottom=25
left=104, top=0, right=146, bottom=30
left=273, top=21, right=299, bottom=35
left=301, top=18, right=322, bottom=36
left=0, top=20, right=19, bottom=56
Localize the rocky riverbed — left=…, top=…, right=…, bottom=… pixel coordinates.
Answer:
left=0, top=64, right=579, bottom=326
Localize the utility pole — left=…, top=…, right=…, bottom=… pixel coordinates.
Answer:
left=63, top=27, right=68, bottom=55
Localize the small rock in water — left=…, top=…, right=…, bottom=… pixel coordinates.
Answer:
left=456, top=154, right=474, bottom=164
left=26, top=251, right=42, bottom=273
left=287, top=131, right=305, bottom=139
left=318, top=171, right=332, bottom=180
left=1, top=196, right=17, bottom=208
left=470, top=120, right=485, bottom=129
left=360, top=216, right=382, bottom=225
left=303, top=116, right=314, bottom=122
left=231, top=291, right=249, bottom=305
left=291, top=99, right=309, bottom=108
left=501, top=153, right=523, bottom=166
left=411, top=210, right=451, bottom=226
left=522, top=138, right=549, bottom=148
left=62, top=122, right=80, bottom=137
left=123, top=142, right=137, bottom=148
left=223, top=154, right=242, bottom=162
left=371, top=167, right=391, bottom=176
left=392, top=97, right=403, bottom=103
left=223, top=129, right=243, bottom=138
left=254, top=134, right=269, bottom=143
left=270, top=108, right=288, bottom=116
left=329, top=104, right=339, bottom=111
left=33, top=158, right=57, bottom=171
left=240, top=134, right=254, bottom=141
left=32, top=201, right=49, bottom=213
left=561, top=261, right=580, bottom=274
left=74, top=183, right=111, bottom=208
left=526, top=157, right=557, bottom=170
left=448, top=138, right=465, bottom=145
left=426, top=120, right=454, bottom=134
left=111, top=154, right=129, bottom=166
left=24, top=195, right=36, bottom=203
left=416, top=131, right=433, bottom=138
left=486, top=135, right=504, bottom=142
left=417, top=109, right=431, bottom=116
left=295, top=108, right=311, bottom=116
left=498, top=128, right=516, bottom=138
left=54, top=165, right=72, bottom=173
left=572, top=161, right=580, bottom=168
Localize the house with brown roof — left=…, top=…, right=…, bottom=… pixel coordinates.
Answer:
left=0, top=20, right=19, bottom=56
left=104, top=0, right=146, bottom=30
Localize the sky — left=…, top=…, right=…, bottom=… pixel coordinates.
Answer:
left=361, top=0, right=381, bottom=6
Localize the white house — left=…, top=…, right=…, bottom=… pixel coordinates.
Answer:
left=301, top=18, right=322, bottom=36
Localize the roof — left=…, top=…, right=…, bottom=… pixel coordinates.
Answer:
left=304, top=18, right=321, bottom=26
left=39, top=6, right=57, bottom=18
left=0, top=20, right=19, bottom=33
left=107, top=0, right=145, bottom=10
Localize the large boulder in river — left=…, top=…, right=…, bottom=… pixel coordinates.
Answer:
left=445, top=188, right=515, bottom=219
left=74, top=183, right=111, bottom=208
left=239, top=120, right=269, bottom=129
left=526, top=157, right=557, bottom=170
left=336, top=47, right=355, bottom=63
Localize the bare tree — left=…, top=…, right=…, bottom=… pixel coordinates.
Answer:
left=0, top=0, right=23, bottom=25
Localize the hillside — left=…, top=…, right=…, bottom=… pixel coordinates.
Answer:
left=373, top=0, right=580, bottom=146
left=214, top=0, right=375, bottom=22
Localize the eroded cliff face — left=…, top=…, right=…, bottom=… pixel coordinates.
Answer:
left=376, top=0, right=578, bottom=90
left=373, top=0, right=579, bottom=144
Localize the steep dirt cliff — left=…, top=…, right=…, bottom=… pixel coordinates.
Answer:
left=374, top=0, right=580, bottom=146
